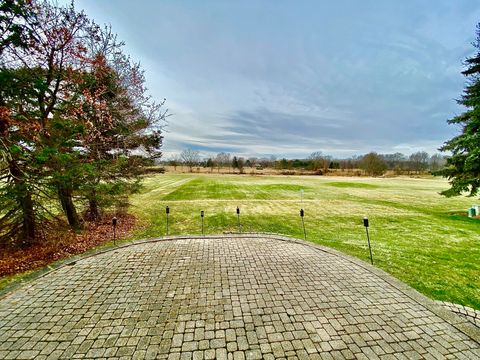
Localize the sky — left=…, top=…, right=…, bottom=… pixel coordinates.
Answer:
left=65, top=0, right=480, bottom=159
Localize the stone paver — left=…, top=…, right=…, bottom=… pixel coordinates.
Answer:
left=437, top=300, right=480, bottom=328
left=0, top=234, right=479, bottom=359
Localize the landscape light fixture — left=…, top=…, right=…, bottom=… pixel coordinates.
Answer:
left=236, top=207, right=241, bottom=233
left=363, top=216, right=374, bottom=265
left=200, top=210, right=205, bottom=236
left=300, top=209, right=306, bottom=240
left=112, top=217, right=117, bottom=246
left=165, top=206, right=170, bottom=236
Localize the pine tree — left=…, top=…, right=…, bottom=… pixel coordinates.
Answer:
left=440, top=23, right=480, bottom=196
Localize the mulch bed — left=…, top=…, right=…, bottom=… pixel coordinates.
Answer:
left=0, top=213, right=136, bottom=277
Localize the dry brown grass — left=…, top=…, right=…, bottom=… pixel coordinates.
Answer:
left=163, top=165, right=373, bottom=176
left=0, top=213, right=136, bottom=277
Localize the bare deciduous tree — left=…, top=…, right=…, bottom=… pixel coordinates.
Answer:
left=308, top=151, right=331, bottom=174
left=181, top=149, right=200, bottom=172
left=360, top=152, right=387, bottom=176
left=215, top=152, right=230, bottom=172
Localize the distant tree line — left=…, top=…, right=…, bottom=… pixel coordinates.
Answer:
left=169, top=149, right=445, bottom=176
left=0, top=1, right=166, bottom=247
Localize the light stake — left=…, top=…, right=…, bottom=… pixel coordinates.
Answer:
left=300, top=209, right=306, bottom=240
left=201, top=210, right=205, bottom=236
left=165, top=206, right=170, bottom=236
left=112, top=217, right=117, bottom=246
left=363, top=217, right=374, bottom=265
left=236, top=207, right=241, bottom=233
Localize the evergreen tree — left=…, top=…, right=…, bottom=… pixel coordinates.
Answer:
left=440, top=23, right=480, bottom=196
left=0, top=0, right=35, bottom=55
left=231, top=156, right=238, bottom=171
left=205, top=158, right=214, bottom=172
left=237, top=157, right=245, bottom=173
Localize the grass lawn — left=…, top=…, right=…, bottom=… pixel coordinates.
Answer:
left=129, top=173, right=480, bottom=310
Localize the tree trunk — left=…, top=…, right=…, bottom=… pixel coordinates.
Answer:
left=58, top=185, right=81, bottom=230
left=87, top=196, right=100, bottom=221
left=9, top=160, right=36, bottom=247
left=20, top=189, right=35, bottom=247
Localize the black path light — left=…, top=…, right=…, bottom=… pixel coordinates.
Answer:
left=300, top=209, right=306, bottom=240
left=165, top=206, right=170, bottom=236
left=236, top=207, right=241, bottom=233
left=363, top=216, right=374, bottom=265
left=112, top=217, right=117, bottom=246
left=200, top=210, right=205, bottom=236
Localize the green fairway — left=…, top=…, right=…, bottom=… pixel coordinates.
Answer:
left=129, top=173, right=480, bottom=310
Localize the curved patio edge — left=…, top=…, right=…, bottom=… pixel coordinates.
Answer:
left=2, top=232, right=479, bottom=346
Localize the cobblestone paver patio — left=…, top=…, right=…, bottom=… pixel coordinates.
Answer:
left=0, top=234, right=479, bottom=359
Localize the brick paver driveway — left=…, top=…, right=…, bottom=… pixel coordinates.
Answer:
left=1, top=234, right=479, bottom=359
